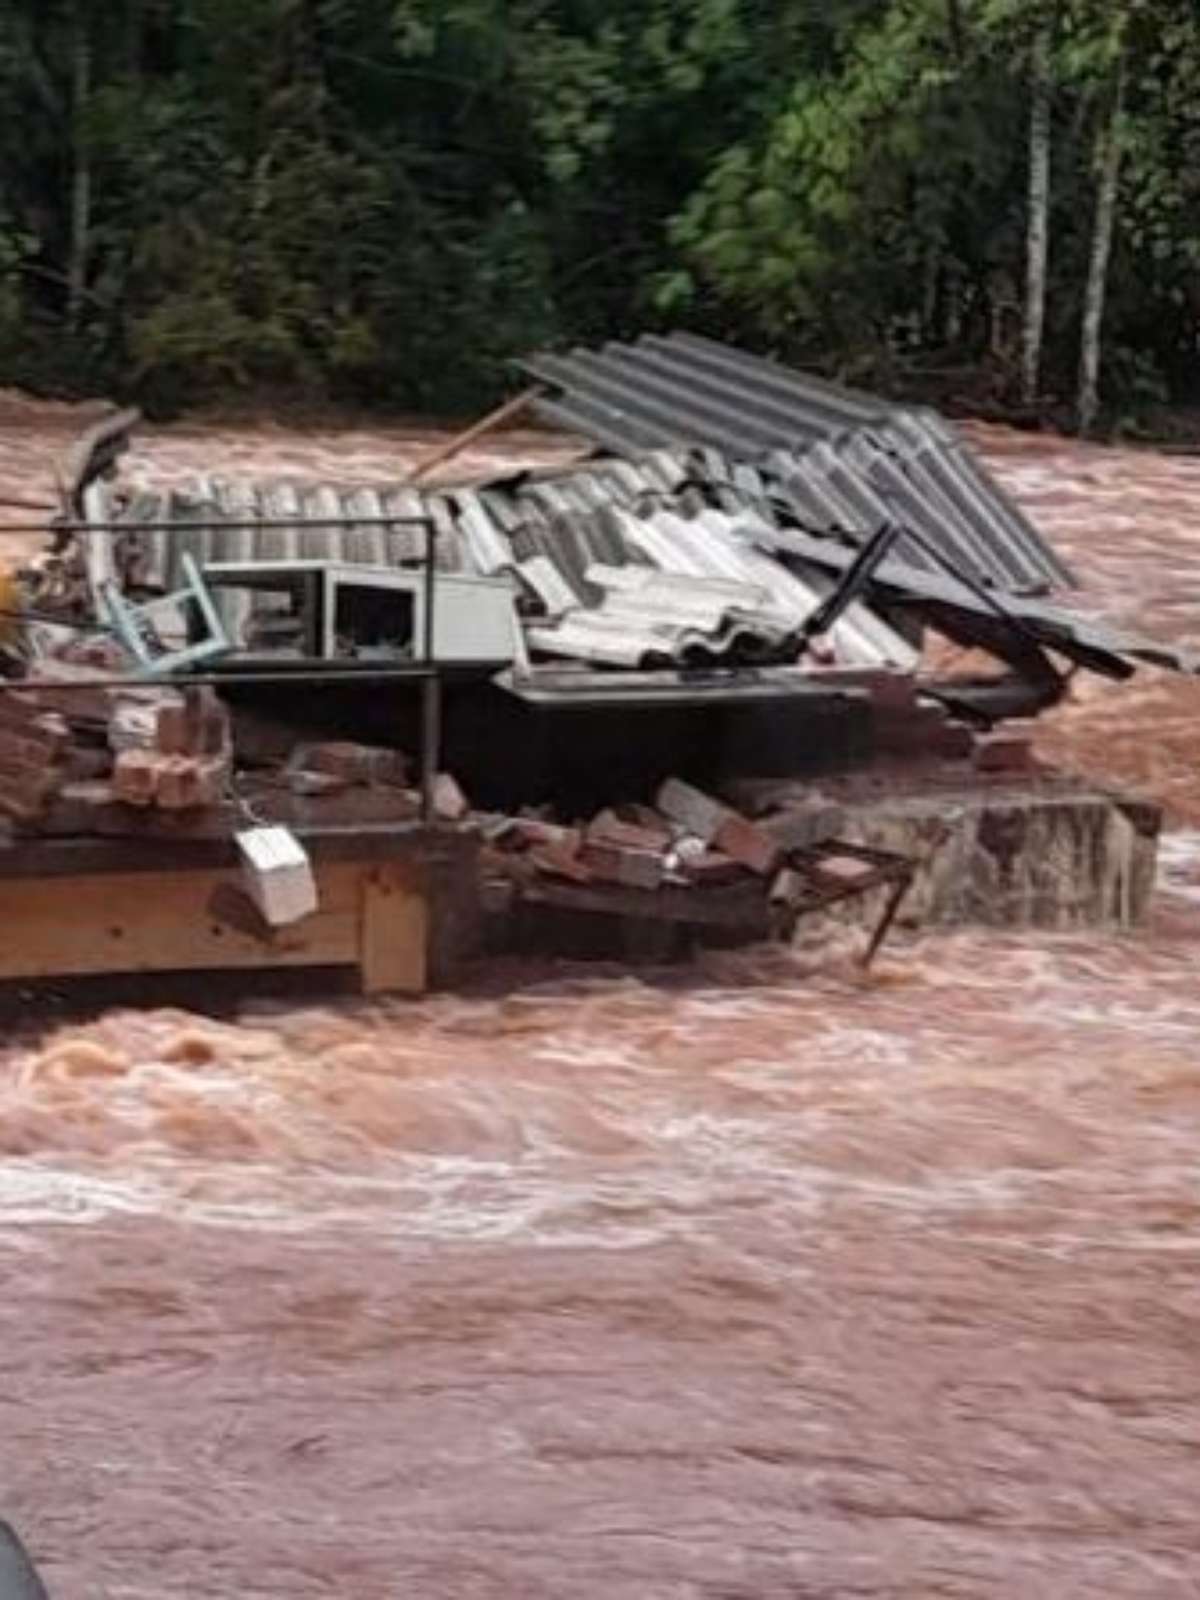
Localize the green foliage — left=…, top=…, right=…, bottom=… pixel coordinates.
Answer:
left=666, top=0, right=1200, bottom=413
left=0, top=0, right=1198, bottom=421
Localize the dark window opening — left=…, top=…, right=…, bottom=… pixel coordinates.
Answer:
left=333, top=585, right=416, bottom=659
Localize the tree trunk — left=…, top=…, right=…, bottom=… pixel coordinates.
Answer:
left=67, top=2, right=92, bottom=332
left=1077, top=54, right=1126, bottom=435
left=946, top=0, right=966, bottom=62
left=1022, top=23, right=1053, bottom=406
left=922, top=246, right=940, bottom=345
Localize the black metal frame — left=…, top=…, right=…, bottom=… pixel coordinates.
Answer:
left=781, top=840, right=915, bottom=970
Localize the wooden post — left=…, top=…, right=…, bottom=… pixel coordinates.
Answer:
left=406, top=387, right=545, bottom=486
left=360, top=863, right=428, bottom=994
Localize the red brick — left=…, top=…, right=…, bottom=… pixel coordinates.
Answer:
left=111, top=688, right=189, bottom=750
left=0, top=727, right=65, bottom=773
left=154, top=699, right=190, bottom=755
left=183, top=687, right=231, bottom=757
left=509, top=818, right=580, bottom=853
left=156, top=754, right=228, bottom=811
left=0, top=756, right=60, bottom=820
left=112, top=748, right=158, bottom=807
left=0, top=693, right=38, bottom=731
left=972, top=729, right=1035, bottom=773
left=154, top=756, right=193, bottom=812
left=579, top=838, right=666, bottom=890
left=113, top=746, right=230, bottom=813
left=871, top=706, right=942, bottom=749
left=282, top=768, right=349, bottom=797
left=614, top=803, right=675, bottom=840
left=530, top=839, right=593, bottom=884
left=194, top=756, right=229, bottom=808
left=712, top=810, right=782, bottom=877
left=290, top=741, right=409, bottom=788
left=680, top=850, right=747, bottom=888
left=873, top=706, right=974, bottom=762
left=587, top=809, right=673, bottom=853
left=0, top=694, right=71, bottom=756
left=814, top=667, right=918, bottom=710
left=133, top=688, right=227, bottom=762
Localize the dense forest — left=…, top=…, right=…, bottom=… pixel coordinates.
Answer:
left=1, top=1, right=1198, bottom=427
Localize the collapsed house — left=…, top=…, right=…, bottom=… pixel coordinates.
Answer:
left=0, top=334, right=1187, bottom=989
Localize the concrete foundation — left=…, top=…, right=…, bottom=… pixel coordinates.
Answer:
left=748, top=770, right=1162, bottom=933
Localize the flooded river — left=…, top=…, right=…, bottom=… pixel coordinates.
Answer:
left=3, top=403, right=1200, bottom=1597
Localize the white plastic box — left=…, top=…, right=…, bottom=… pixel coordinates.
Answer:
left=236, top=827, right=319, bottom=927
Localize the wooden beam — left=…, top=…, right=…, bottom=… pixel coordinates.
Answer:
left=0, top=862, right=365, bottom=979
left=406, top=386, right=545, bottom=487
left=0, top=856, right=429, bottom=991
left=359, top=861, right=427, bottom=995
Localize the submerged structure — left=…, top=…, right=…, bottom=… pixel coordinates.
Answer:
left=0, top=335, right=1188, bottom=989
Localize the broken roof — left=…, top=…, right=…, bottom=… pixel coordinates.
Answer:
left=84, top=449, right=920, bottom=675
left=518, top=332, right=1075, bottom=595
left=75, top=437, right=1190, bottom=689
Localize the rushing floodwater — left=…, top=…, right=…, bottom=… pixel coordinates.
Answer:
left=3, top=403, right=1200, bottom=1597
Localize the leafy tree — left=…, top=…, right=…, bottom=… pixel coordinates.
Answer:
left=0, top=0, right=1195, bottom=428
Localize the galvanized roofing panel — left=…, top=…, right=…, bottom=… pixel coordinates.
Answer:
left=744, top=520, right=1200, bottom=678
left=661, top=331, right=886, bottom=430
left=90, top=412, right=1173, bottom=683
left=521, top=335, right=882, bottom=450
left=519, top=332, right=1074, bottom=594
left=88, top=463, right=917, bottom=674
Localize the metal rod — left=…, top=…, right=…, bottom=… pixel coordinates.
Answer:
left=406, top=386, right=545, bottom=486
left=422, top=520, right=437, bottom=667
left=419, top=674, right=443, bottom=824
left=0, top=666, right=439, bottom=692
left=860, top=872, right=914, bottom=970
left=798, top=521, right=903, bottom=650
left=420, top=518, right=440, bottom=821
left=897, top=523, right=1064, bottom=681
left=0, top=515, right=437, bottom=537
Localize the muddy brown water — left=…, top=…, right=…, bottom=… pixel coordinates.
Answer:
left=3, top=404, right=1200, bottom=1597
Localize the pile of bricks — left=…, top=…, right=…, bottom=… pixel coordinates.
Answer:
left=0, top=692, right=73, bottom=822
left=0, top=660, right=475, bottom=835
left=811, top=667, right=1043, bottom=775
left=288, top=741, right=411, bottom=790
left=111, top=687, right=231, bottom=811
left=971, top=720, right=1037, bottom=775
left=280, top=741, right=470, bottom=822
left=846, top=674, right=975, bottom=761
left=482, top=777, right=845, bottom=904
left=0, top=668, right=237, bottom=827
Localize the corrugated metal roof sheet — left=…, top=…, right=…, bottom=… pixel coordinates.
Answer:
left=518, top=332, right=1075, bottom=595
left=89, top=459, right=917, bottom=674
left=87, top=428, right=1184, bottom=683
left=746, top=521, right=1200, bottom=679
